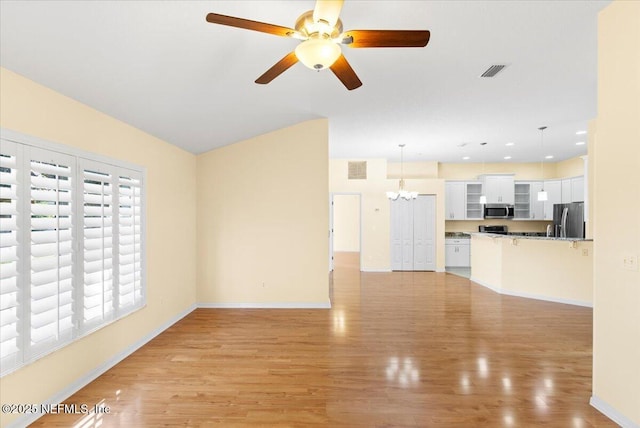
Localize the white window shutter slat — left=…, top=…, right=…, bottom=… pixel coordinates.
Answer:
left=0, top=142, right=22, bottom=372
left=80, top=162, right=115, bottom=329
left=27, top=150, right=76, bottom=359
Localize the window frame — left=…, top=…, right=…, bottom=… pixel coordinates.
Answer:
left=0, top=128, right=146, bottom=377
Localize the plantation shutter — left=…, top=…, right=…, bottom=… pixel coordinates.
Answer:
left=26, top=147, right=76, bottom=358
left=117, top=171, right=143, bottom=312
left=80, top=160, right=115, bottom=331
left=0, top=141, right=22, bottom=372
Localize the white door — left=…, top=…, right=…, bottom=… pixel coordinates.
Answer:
left=329, top=194, right=334, bottom=271
left=390, top=198, right=404, bottom=270
left=413, top=195, right=436, bottom=271
left=400, top=199, right=414, bottom=271
left=390, top=195, right=436, bottom=271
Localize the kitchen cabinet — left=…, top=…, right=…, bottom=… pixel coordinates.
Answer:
left=514, top=181, right=545, bottom=220
left=543, top=180, right=562, bottom=220
left=529, top=181, right=545, bottom=220
left=445, top=181, right=466, bottom=220
left=561, top=179, right=572, bottom=203
left=571, top=176, right=584, bottom=202
left=465, top=181, right=484, bottom=220
left=445, top=238, right=470, bottom=267
left=481, top=175, right=515, bottom=205
left=561, top=175, right=584, bottom=204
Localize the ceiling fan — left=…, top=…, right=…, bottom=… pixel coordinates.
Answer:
left=205, top=0, right=431, bottom=90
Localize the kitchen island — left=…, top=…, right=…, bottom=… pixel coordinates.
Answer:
left=470, top=233, right=593, bottom=307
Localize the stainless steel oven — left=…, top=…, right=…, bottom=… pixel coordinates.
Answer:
left=479, top=225, right=508, bottom=235
left=483, top=204, right=514, bottom=219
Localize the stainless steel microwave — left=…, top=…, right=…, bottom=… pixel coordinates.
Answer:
left=484, top=204, right=515, bottom=219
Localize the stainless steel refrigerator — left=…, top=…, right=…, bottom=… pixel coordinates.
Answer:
left=553, top=202, right=585, bottom=238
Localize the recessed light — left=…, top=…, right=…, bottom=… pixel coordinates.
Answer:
left=576, top=130, right=587, bottom=135
left=545, top=155, right=554, bottom=159
left=505, top=142, right=514, bottom=146
left=504, top=156, right=512, bottom=160
left=463, top=156, right=470, bottom=160
left=576, top=141, right=586, bottom=146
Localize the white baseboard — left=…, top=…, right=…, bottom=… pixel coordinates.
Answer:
left=198, top=301, right=331, bottom=309
left=590, top=395, right=639, bottom=428
left=360, top=268, right=392, bottom=273
left=470, top=277, right=502, bottom=293
left=470, top=277, right=592, bottom=308
left=6, top=304, right=197, bottom=428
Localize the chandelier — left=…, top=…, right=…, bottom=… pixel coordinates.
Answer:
left=386, top=144, right=418, bottom=200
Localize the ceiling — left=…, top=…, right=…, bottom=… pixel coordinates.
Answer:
left=0, top=0, right=609, bottom=163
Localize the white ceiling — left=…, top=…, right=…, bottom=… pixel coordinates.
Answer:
left=0, top=0, right=609, bottom=163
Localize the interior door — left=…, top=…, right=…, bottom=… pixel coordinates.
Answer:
left=400, top=199, right=414, bottom=271
left=413, top=195, right=436, bottom=271
left=390, top=198, right=404, bottom=270
left=329, top=194, right=334, bottom=271
left=390, top=195, right=436, bottom=271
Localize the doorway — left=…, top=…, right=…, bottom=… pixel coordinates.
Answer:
left=330, top=194, right=362, bottom=271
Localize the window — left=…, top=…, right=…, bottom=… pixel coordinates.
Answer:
left=0, top=133, right=145, bottom=376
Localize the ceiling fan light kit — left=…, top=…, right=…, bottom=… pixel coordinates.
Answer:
left=295, top=38, right=342, bottom=70
left=206, top=0, right=430, bottom=90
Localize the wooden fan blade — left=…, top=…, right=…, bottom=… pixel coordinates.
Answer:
left=206, top=13, right=297, bottom=38
left=342, top=30, right=431, bottom=48
left=330, top=54, right=362, bottom=91
left=255, top=52, right=299, bottom=85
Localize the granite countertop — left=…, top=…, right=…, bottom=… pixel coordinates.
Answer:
left=471, top=232, right=593, bottom=242
left=445, top=232, right=471, bottom=239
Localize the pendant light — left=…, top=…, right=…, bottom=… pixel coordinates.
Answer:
left=537, top=126, right=548, bottom=201
left=386, top=144, right=418, bottom=200
left=479, top=142, right=487, bottom=204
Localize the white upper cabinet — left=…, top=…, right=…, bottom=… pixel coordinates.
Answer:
left=561, top=178, right=572, bottom=203
left=544, top=180, right=562, bottom=220
left=465, top=181, right=484, bottom=220
left=571, top=176, right=585, bottom=202
left=529, top=181, right=545, bottom=220
left=514, top=181, right=545, bottom=220
left=561, top=176, right=585, bottom=203
left=445, top=181, right=466, bottom=220
left=482, top=175, right=515, bottom=205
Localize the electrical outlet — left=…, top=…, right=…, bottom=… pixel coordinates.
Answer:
left=623, top=254, right=638, bottom=271
left=582, top=248, right=589, bottom=256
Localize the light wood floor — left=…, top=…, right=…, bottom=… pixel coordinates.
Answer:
left=31, top=252, right=615, bottom=427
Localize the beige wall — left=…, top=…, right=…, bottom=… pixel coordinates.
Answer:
left=387, top=161, right=438, bottom=178
left=333, top=194, right=360, bottom=252
left=330, top=159, right=446, bottom=272
left=470, top=235, right=593, bottom=305
left=593, top=1, right=640, bottom=425
left=586, top=119, right=596, bottom=239
left=438, top=161, right=559, bottom=180
left=556, top=156, right=585, bottom=178
left=196, top=119, right=329, bottom=306
left=0, top=68, right=197, bottom=427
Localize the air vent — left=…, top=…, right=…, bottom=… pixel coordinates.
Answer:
left=348, top=161, right=367, bottom=180
left=480, top=64, right=507, bottom=78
